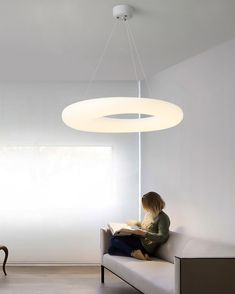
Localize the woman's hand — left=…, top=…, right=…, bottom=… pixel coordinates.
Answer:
left=133, top=229, right=147, bottom=236
left=127, top=219, right=138, bottom=226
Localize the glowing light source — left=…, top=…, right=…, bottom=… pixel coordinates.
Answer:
left=62, top=97, right=183, bottom=133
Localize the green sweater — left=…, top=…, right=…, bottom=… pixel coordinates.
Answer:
left=140, top=211, right=170, bottom=254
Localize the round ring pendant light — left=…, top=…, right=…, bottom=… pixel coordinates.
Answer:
left=62, top=97, right=183, bottom=133
left=62, top=5, right=183, bottom=133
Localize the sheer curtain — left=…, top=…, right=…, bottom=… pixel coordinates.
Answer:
left=0, top=146, right=136, bottom=263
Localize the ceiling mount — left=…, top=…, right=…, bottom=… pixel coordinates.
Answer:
left=113, top=4, right=134, bottom=21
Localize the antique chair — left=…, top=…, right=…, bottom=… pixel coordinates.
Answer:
left=0, top=245, right=8, bottom=275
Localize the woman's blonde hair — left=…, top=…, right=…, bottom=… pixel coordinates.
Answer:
left=142, top=191, right=165, bottom=215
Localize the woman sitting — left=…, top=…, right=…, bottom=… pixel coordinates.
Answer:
left=108, top=191, right=170, bottom=260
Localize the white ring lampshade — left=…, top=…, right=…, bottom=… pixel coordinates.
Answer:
left=62, top=97, right=183, bottom=133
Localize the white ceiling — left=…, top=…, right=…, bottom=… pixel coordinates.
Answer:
left=0, top=0, right=235, bottom=81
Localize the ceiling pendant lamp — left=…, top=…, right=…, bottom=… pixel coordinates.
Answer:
left=62, top=5, right=183, bottom=133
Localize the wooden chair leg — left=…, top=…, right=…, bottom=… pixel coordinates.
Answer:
left=0, top=246, right=8, bottom=276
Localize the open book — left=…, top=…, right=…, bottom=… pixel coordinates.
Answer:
left=108, top=222, right=139, bottom=236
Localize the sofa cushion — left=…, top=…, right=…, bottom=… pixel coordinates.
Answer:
left=182, top=238, right=235, bottom=258
left=154, top=231, right=193, bottom=263
left=103, top=254, right=174, bottom=294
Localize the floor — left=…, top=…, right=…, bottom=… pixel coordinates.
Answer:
left=0, top=266, right=139, bottom=294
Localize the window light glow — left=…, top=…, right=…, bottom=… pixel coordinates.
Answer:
left=0, top=146, right=116, bottom=263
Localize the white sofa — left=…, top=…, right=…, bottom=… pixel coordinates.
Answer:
left=100, top=228, right=235, bottom=294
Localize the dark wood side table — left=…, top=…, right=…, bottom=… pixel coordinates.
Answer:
left=0, top=245, right=8, bottom=275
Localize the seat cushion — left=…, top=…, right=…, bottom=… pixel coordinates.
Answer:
left=103, top=254, right=174, bottom=294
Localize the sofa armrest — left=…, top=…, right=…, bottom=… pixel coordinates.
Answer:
left=100, top=227, right=112, bottom=256
left=174, top=256, right=235, bottom=294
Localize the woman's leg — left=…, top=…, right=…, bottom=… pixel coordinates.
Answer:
left=125, top=236, right=148, bottom=260
left=108, top=236, right=133, bottom=256
left=108, top=235, right=146, bottom=260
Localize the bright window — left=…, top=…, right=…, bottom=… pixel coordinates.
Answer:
left=0, top=146, right=115, bottom=263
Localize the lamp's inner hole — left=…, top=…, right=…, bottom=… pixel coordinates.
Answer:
left=105, top=113, right=154, bottom=119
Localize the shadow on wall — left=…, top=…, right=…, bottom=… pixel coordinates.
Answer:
left=174, top=226, right=187, bottom=234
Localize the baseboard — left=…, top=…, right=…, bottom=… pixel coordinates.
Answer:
left=6, top=262, right=100, bottom=266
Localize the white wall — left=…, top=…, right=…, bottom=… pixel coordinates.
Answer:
left=142, top=38, right=235, bottom=245
left=0, top=81, right=140, bottom=263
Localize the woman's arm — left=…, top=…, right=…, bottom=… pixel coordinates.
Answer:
left=144, top=214, right=170, bottom=242
left=127, top=220, right=141, bottom=227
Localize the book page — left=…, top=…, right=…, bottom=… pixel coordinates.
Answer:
left=108, top=222, right=138, bottom=235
